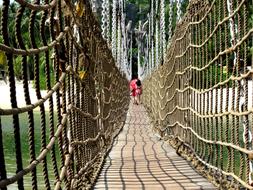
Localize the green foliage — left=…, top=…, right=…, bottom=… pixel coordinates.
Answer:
left=140, top=55, right=145, bottom=66
left=14, top=56, right=22, bottom=80
left=125, top=0, right=190, bottom=73
left=33, top=54, right=55, bottom=90
left=0, top=2, right=53, bottom=88
left=0, top=50, right=7, bottom=70
left=131, top=47, right=138, bottom=57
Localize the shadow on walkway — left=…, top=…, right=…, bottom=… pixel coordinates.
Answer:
left=94, top=103, right=216, bottom=190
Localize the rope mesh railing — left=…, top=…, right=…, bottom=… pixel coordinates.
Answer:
left=0, top=0, right=129, bottom=189
left=143, top=0, right=253, bottom=189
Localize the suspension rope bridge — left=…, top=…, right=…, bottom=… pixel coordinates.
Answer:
left=0, top=0, right=253, bottom=189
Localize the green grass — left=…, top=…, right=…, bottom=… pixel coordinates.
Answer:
left=190, top=115, right=252, bottom=182
left=1, top=111, right=62, bottom=189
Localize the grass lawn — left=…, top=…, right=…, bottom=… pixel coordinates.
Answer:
left=190, top=115, right=252, bottom=182
left=1, top=111, right=61, bottom=189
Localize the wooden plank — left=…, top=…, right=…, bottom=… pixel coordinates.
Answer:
left=94, top=103, right=216, bottom=190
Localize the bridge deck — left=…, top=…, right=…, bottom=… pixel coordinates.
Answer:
left=94, top=103, right=216, bottom=190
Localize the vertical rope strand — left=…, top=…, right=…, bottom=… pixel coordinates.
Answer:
left=2, top=0, right=24, bottom=188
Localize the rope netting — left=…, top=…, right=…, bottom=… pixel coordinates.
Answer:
left=0, top=0, right=129, bottom=189
left=143, top=0, right=253, bottom=189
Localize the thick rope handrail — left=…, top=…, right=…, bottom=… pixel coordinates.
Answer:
left=174, top=136, right=253, bottom=190
left=156, top=67, right=253, bottom=110
left=143, top=0, right=253, bottom=189
left=161, top=121, right=253, bottom=156
left=173, top=0, right=244, bottom=46
left=175, top=28, right=253, bottom=74
left=54, top=147, right=73, bottom=190
left=0, top=73, right=66, bottom=115
left=0, top=0, right=130, bottom=189
left=69, top=104, right=101, bottom=120
left=0, top=27, right=70, bottom=55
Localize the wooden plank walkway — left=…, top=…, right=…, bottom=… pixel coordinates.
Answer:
left=94, top=103, right=216, bottom=190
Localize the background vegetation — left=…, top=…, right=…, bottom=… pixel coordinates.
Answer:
left=0, top=2, right=54, bottom=89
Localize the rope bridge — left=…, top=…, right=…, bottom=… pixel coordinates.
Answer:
left=0, top=0, right=129, bottom=189
left=143, top=0, right=253, bottom=189
left=1, top=0, right=253, bottom=189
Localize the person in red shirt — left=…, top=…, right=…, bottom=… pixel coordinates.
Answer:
left=130, top=77, right=138, bottom=104
left=130, top=76, right=142, bottom=105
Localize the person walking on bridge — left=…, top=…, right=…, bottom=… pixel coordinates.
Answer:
left=130, top=76, right=138, bottom=105
left=130, top=76, right=142, bottom=105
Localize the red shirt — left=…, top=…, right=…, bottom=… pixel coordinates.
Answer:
left=130, top=79, right=137, bottom=97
